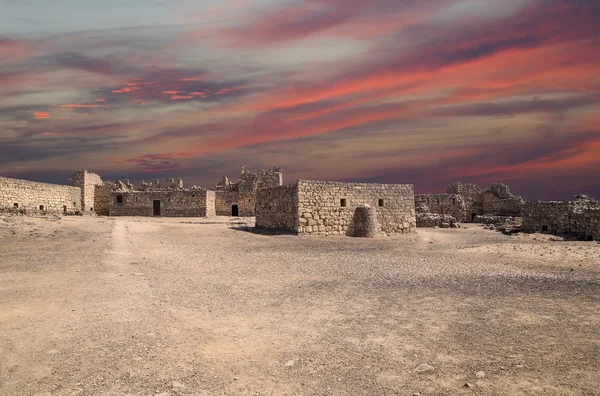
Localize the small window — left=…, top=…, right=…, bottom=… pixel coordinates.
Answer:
left=340, top=198, right=347, bottom=207
left=426, top=197, right=430, bottom=204
left=542, top=225, right=549, bottom=232
left=168, top=198, right=171, bottom=203
left=90, top=207, right=94, bottom=211
left=135, top=196, right=138, bottom=202
left=73, top=202, right=76, bottom=206
left=63, top=205, right=67, bottom=212
left=452, top=198, right=456, bottom=205
left=192, top=194, right=195, bottom=198
left=378, top=199, right=384, bottom=207
left=13, top=203, right=18, bottom=208
left=437, top=198, right=440, bottom=205
left=116, top=194, right=123, bottom=203
left=39, top=205, right=44, bottom=210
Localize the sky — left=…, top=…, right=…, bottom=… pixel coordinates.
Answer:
left=0, top=0, right=599, bottom=200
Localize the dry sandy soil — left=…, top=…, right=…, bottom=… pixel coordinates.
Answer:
left=1, top=215, right=599, bottom=396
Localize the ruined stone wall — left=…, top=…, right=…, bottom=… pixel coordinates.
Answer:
left=522, top=201, right=571, bottom=234
left=93, top=184, right=114, bottom=216
left=0, top=176, right=81, bottom=214
left=297, top=180, right=416, bottom=236
left=255, top=184, right=299, bottom=232
left=214, top=166, right=283, bottom=216
left=67, top=170, right=103, bottom=212
left=108, top=190, right=213, bottom=217
left=215, top=189, right=239, bottom=216
left=415, top=194, right=466, bottom=221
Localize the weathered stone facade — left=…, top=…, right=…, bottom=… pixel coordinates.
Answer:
left=255, top=184, right=299, bottom=232
left=215, top=166, right=283, bottom=216
left=417, top=181, right=525, bottom=223
left=256, top=180, right=416, bottom=236
left=523, top=195, right=600, bottom=241
left=0, top=176, right=81, bottom=214
left=68, top=170, right=103, bottom=213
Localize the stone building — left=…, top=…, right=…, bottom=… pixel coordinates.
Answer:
left=415, top=181, right=525, bottom=223
left=96, top=179, right=215, bottom=217
left=255, top=180, right=416, bottom=236
left=523, top=195, right=599, bottom=241
left=214, top=166, right=283, bottom=216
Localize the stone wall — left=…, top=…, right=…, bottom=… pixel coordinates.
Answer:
left=215, top=189, right=239, bottom=216
left=93, top=184, right=113, bottom=216
left=0, top=176, right=81, bottom=214
left=415, top=193, right=466, bottom=221
left=522, top=201, right=571, bottom=234
left=523, top=196, right=600, bottom=240
left=214, top=166, right=283, bottom=216
left=255, top=184, right=299, bottom=232
left=296, top=180, right=416, bottom=236
left=68, top=170, right=103, bottom=212
left=108, top=189, right=214, bottom=217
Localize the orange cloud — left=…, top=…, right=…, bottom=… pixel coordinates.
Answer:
left=42, top=132, right=59, bottom=136
left=61, top=104, right=109, bottom=108
left=162, top=90, right=183, bottom=95
left=171, top=95, right=194, bottom=100
left=34, top=112, right=49, bottom=119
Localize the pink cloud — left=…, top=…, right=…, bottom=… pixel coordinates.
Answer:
left=34, top=112, right=49, bottom=119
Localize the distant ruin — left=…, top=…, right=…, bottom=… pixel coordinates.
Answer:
left=0, top=169, right=597, bottom=240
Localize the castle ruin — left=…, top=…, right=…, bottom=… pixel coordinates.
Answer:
left=1, top=169, right=597, bottom=240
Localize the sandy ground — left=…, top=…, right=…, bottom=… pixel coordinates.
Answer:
left=0, top=215, right=599, bottom=396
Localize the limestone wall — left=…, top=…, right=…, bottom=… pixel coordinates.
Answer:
left=67, top=170, right=103, bottom=212
left=0, top=176, right=81, bottom=214
left=94, top=184, right=114, bottom=216
left=215, top=189, right=239, bottom=216
left=415, top=193, right=466, bottom=221
left=255, top=184, right=299, bottom=232
left=108, top=190, right=213, bottom=217
left=297, top=180, right=416, bottom=236
left=522, top=201, right=572, bottom=234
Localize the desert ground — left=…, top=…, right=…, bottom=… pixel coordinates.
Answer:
left=0, top=215, right=599, bottom=396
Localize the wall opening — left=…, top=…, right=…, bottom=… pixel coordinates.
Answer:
left=231, top=204, right=239, bottom=216
left=542, top=225, right=549, bottom=232
left=437, top=198, right=440, bottom=205
left=341, top=198, right=347, bottom=207
left=116, top=194, right=123, bottom=203
left=13, top=203, right=18, bottom=208
left=73, top=202, right=76, bottom=206
left=378, top=199, right=384, bottom=207
left=586, top=235, right=593, bottom=241
left=153, top=200, right=161, bottom=216
left=63, top=205, right=67, bottom=212
left=39, top=205, right=44, bottom=211
left=452, top=198, right=456, bottom=205
left=471, top=213, right=477, bottom=221
left=90, top=207, right=94, bottom=212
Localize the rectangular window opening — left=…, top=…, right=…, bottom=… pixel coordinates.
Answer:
left=13, top=203, right=18, bottom=208
left=63, top=205, right=67, bottom=212
left=340, top=198, right=347, bottom=207
left=90, top=207, right=94, bottom=212
left=116, top=194, right=123, bottom=203
left=378, top=199, right=384, bottom=207
left=39, top=205, right=44, bottom=211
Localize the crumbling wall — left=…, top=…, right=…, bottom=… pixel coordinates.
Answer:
left=522, top=201, right=571, bottom=234
left=0, top=176, right=81, bottom=214
left=415, top=194, right=466, bottom=221
left=524, top=196, right=600, bottom=240
left=296, top=180, right=416, bottom=236
left=108, top=189, right=213, bottom=217
left=214, top=166, right=283, bottom=216
left=255, top=184, right=299, bottom=232
left=67, top=170, right=103, bottom=212
left=140, top=178, right=183, bottom=190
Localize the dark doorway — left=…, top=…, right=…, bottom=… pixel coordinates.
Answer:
left=586, top=235, right=594, bottom=241
left=471, top=213, right=477, bottom=221
left=153, top=200, right=161, bottom=216
left=231, top=204, right=239, bottom=216
left=542, top=225, right=549, bottom=232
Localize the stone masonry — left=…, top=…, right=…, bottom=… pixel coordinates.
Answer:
left=0, top=176, right=81, bottom=214
left=523, top=195, right=600, bottom=241
left=68, top=170, right=103, bottom=213
left=215, top=166, right=283, bottom=216
left=256, top=180, right=416, bottom=236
